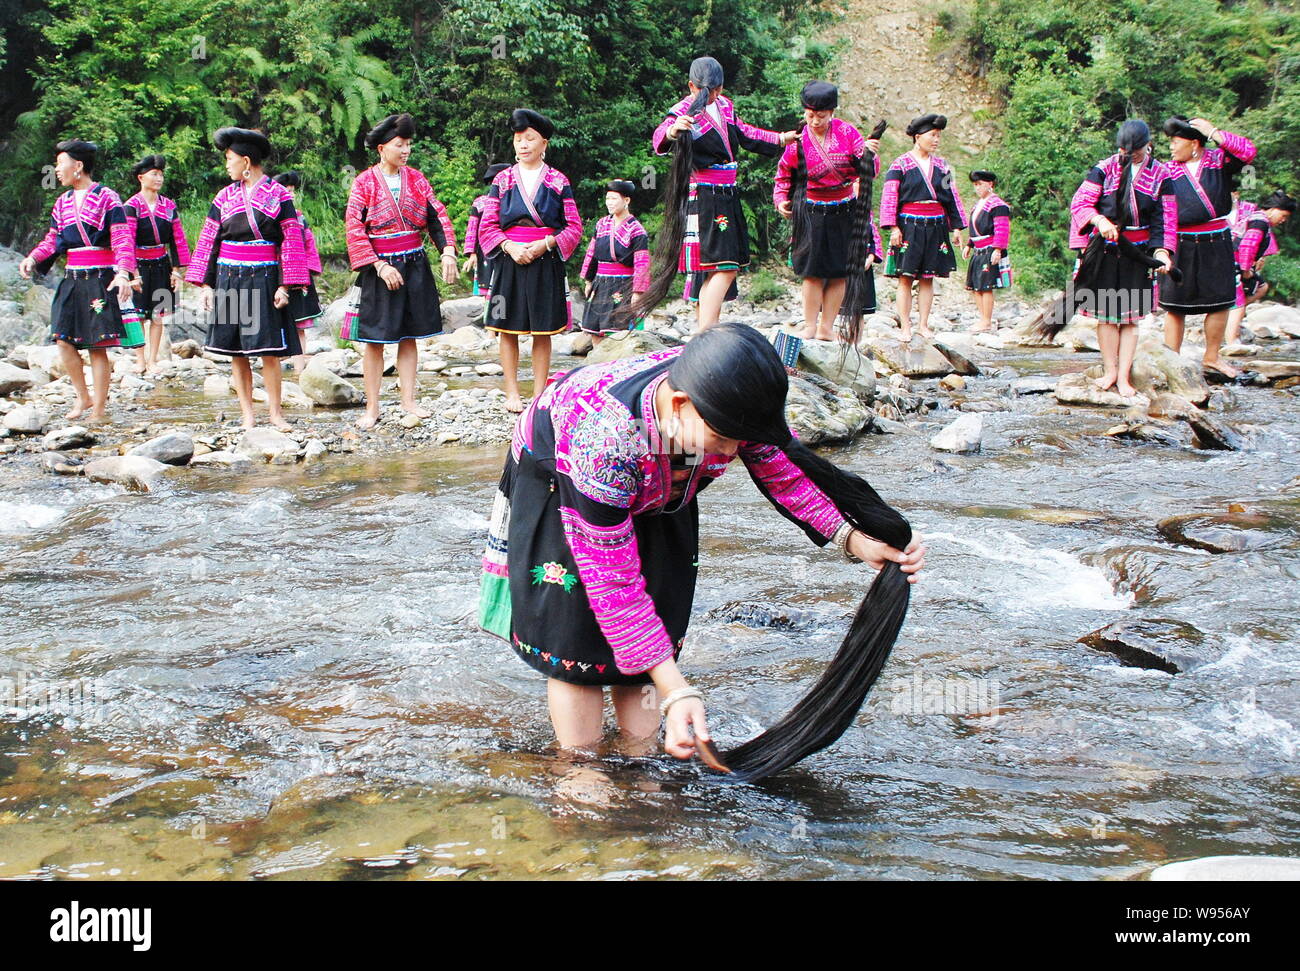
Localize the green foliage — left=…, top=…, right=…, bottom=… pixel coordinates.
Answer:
left=964, top=0, right=1300, bottom=298
left=746, top=267, right=785, bottom=303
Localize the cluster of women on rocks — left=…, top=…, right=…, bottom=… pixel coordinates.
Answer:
left=19, top=56, right=1292, bottom=426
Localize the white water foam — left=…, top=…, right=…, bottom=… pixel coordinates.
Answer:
left=924, top=528, right=1133, bottom=613
left=0, top=501, right=66, bottom=533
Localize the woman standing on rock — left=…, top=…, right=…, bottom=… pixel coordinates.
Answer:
left=773, top=82, right=881, bottom=342
left=478, top=109, right=583, bottom=413
left=186, top=127, right=309, bottom=431
left=880, top=114, right=967, bottom=341
left=344, top=112, right=460, bottom=430
left=579, top=179, right=650, bottom=343
left=639, top=57, right=796, bottom=332
left=463, top=163, right=510, bottom=298
left=272, top=171, right=323, bottom=375
left=962, top=170, right=1011, bottom=333
left=19, top=139, right=142, bottom=422
left=1158, top=116, right=1256, bottom=380
left=124, top=154, right=190, bottom=375
left=1068, top=120, right=1176, bottom=400
left=478, top=323, right=924, bottom=757
left=1232, top=189, right=1294, bottom=339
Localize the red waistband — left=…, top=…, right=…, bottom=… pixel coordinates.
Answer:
left=1121, top=228, right=1151, bottom=243
left=218, top=241, right=278, bottom=263
left=1180, top=218, right=1229, bottom=234
left=596, top=261, right=632, bottom=276
left=505, top=226, right=552, bottom=243
left=807, top=185, right=854, bottom=203
left=370, top=231, right=424, bottom=255
left=692, top=167, right=739, bottom=187
left=969, top=235, right=994, bottom=245
left=66, top=248, right=116, bottom=269
left=901, top=201, right=946, bottom=217
left=135, top=245, right=168, bottom=261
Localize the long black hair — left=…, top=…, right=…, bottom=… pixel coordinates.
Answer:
left=668, top=323, right=913, bottom=781
left=837, top=118, right=888, bottom=347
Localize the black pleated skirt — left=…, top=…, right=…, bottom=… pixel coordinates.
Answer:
left=791, top=199, right=854, bottom=279
left=580, top=274, right=640, bottom=334
left=354, top=248, right=442, bottom=343
left=132, top=256, right=178, bottom=320
left=485, top=250, right=571, bottom=336
left=204, top=263, right=302, bottom=357
left=1072, top=243, right=1155, bottom=325
left=288, top=277, right=322, bottom=328
left=1159, top=228, right=1236, bottom=314
left=965, top=245, right=1009, bottom=292
left=50, top=268, right=143, bottom=349
left=886, top=213, right=957, bottom=279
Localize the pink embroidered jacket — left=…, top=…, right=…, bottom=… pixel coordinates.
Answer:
left=464, top=193, right=489, bottom=259
left=344, top=165, right=457, bottom=271
left=124, top=192, right=191, bottom=268
left=966, top=193, right=1011, bottom=250
left=651, top=93, right=783, bottom=169
left=478, top=164, right=583, bottom=261
left=579, top=214, right=651, bottom=291
left=1236, top=212, right=1275, bottom=271
left=1069, top=154, right=1176, bottom=252
left=28, top=183, right=136, bottom=276
left=506, top=348, right=847, bottom=676
left=879, top=152, right=967, bottom=231
left=773, top=119, right=872, bottom=205
left=185, top=177, right=309, bottom=287
left=1164, top=131, right=1256, bottom=228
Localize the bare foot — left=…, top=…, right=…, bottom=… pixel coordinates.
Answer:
left=269, top=417, right=293, bottom=432
left=1116, top=382, right=1139, bottom=398
left=971, top=323, right=993, bottom=333
left=356, top=412, right=379, bottom=431
left=504, top=395, right=524, bottom=414
left=918, top=326, right=934, bottom=340
left=401, top=405, right=432, bottom=419
left=240, top=418, right=257, bottom=431
left=814, top=330, right=835, bottom=342
left=65, top=400, right=92, bottom=421
left=130, top=362, right=146, bottom=375
left=1093, top=373, right=1118, bottom=392
left=1204, top=360, right=1240, bottom=379
left=899, top=329, right=913, bottom=342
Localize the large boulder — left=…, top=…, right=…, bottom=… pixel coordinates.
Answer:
left=1054, top=372, right=1132, bottom=408
left=128, top=431, right=195, bottom=465
left=1079, top=618, right=1213, bottom=673
left=439, top=296, right=486, bottom=332
left=83, top=455, right=169, bottom=492
left=929, top=413, right=983, bottom=453
left=23, top=285, right=54, bottom=323
left=1129, top=337, right=1210, bottom=404
left=784, top=333, right=877, bottom=402
left=41, top=425, right=95, bottom=450
left=434, top=324, right=498, bottom=362
left=863, top=335, right=954, bottom=378
left=0, top=361, right=41, bottom=396
left=235, top=428, right=301, bottom=463
left=279, top=381, right=316, bottom=411
left=1244, top=303, right=1300, bottom=339
left=586, top=329, right=681, bottom=365
left=2, top=402, right=49, bottom=434
left=299, top=361, right=363, bottom=407
left=784, top=370, right=871, bottom=444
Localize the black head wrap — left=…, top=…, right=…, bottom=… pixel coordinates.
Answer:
left=1262, top=189, right=1297, bottom=214
left=689, top=56, right=724, bottom=90
left=272, top=170, right=301, bottom=189
left=969, top=170, right=997, bottom=185
left=482, top=163, right=510, bottom=184
left=214, top=127, right=271, bottom=164
left=905, top=114, right=946, bottom=138
left=55, top=139, right=98, bottom=174
left=801, top=81, right=838, bottom=111
left=1163, top=116, right=1206, bottom=144
left=1117, top=119, right=1151, bottom=152
left=365, top=113, right=415, bottom=150
left=131, top=154, right=165, bottom=179
left=509, top=108, right=554, bottom=140
left=606, top=179, right=636, bottom=197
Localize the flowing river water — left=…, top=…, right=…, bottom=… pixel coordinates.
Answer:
left=1, top=338, right=1298, bottom=880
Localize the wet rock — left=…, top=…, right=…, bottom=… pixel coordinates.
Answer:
left=279, top=381, right=315, bottom=411
left=1103, top=420, right=1194, bottom=448
left=21, top=345, right=65, bottom=376
left=939, top=374, right=966, bottom=391
left=1079, top=618, right=1212, bottom=674
left=1010, top=376, right=1057, bottom=396
left=189, top=450, right=254, bottom=470
left=1145, top=393, right=1197, bottom=421
left=872, top=416, right=911, bottom=434
left=202, top=374, right=228, bottom=396
left=300, top=361, right=363, bottom=407
left=1055, top=372, right=1133, bottom=409
left=1130, top=338, right=1210, bottom=404
left=785, top=370, right=871, bottom=444
left=302, top=439, right=328, bottom=465
left=932, top=340, right=982, bottom=376
left=1185, top=411, right=1246, bottom=451
left=40, top=450, right=84, bottom=475
left=235, top=428, right=300, bottom=463
left=399, top=413, right=422, bottom=429
left=128, top=431, right=194, bottom=465
left=1158, top=510, right=1293, bottom=553
left=785, top=333, right=876, bottom=401
left=41, top=425, right=95, bottom=450
left=863, top=334, right=954, bottom=378
left=0, top=361, right=40, bottom=396
left=1250, top=360, right=1300, bottom=383
left=1244, top=303, right=1300, bottom=338
left=417, top=355, right=448, bottom=373
left=475, top=362, right=504, bottom=376
left=1150, top=855, right=1300, bottom=881
left=309, top=348, right=359, bottom=375
left=171, top=338, right=202, bottom=359
left=930, top=413, right=982, bottom=453
left=439, top=296, right=486, bottom=332
left=83, top=454, right=169, bottom=492
left=435, top=325, right=498, bottom=361
left=569, top=332, right=594, bottom=356
left=2, top=403, right=49, bottom=434
left=707, top=600, right=825, bottom=630
left=586, top=329, right=681, bottom=364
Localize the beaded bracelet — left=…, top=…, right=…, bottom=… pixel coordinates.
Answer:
left=659, top=687, right=704, bottom=718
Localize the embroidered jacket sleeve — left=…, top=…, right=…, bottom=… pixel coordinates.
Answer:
left=580, top=231, right=599, bottom=281
left=302, top=221, right=322, bottom=274
left=553, top=408, right=674, bottom=676
left=773, top=142, right=798, bottom=208
left=879, top=160, right=904, bottom=228
left=344, top=172, right=381, bottom=270
left=1151, top=170, right=1178, bottom=253
left=1069, top=166, right=1105, bottom=249
left=740, top=441, right=846, bottom=546
left=550, top=173, right=584, bottom=260
left=104, top=189, right=136, bottom=275
left=989, top=202, right=1011, bottom=250
left=123, top=199, right=141, bottom=258
left=185, top=197, right=223, bottom=286
left=651, top=96, right=693, bottom=156
left=1237, top=216, right=1269, bottom=271
left=631, top=230, right=650, bottom=292
left=1215, top=130, right=1256, bottom=177
left=29, top=198, right=66, bottom=273
left=477, top=173, right=509, bottom=256
left=170, top=202, right=192, bottom=268
left=464, top=198, right=483, bottom=256
left=274, top=193, right=310, bottom=287
left=730, top=107, right=784, bottom=158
